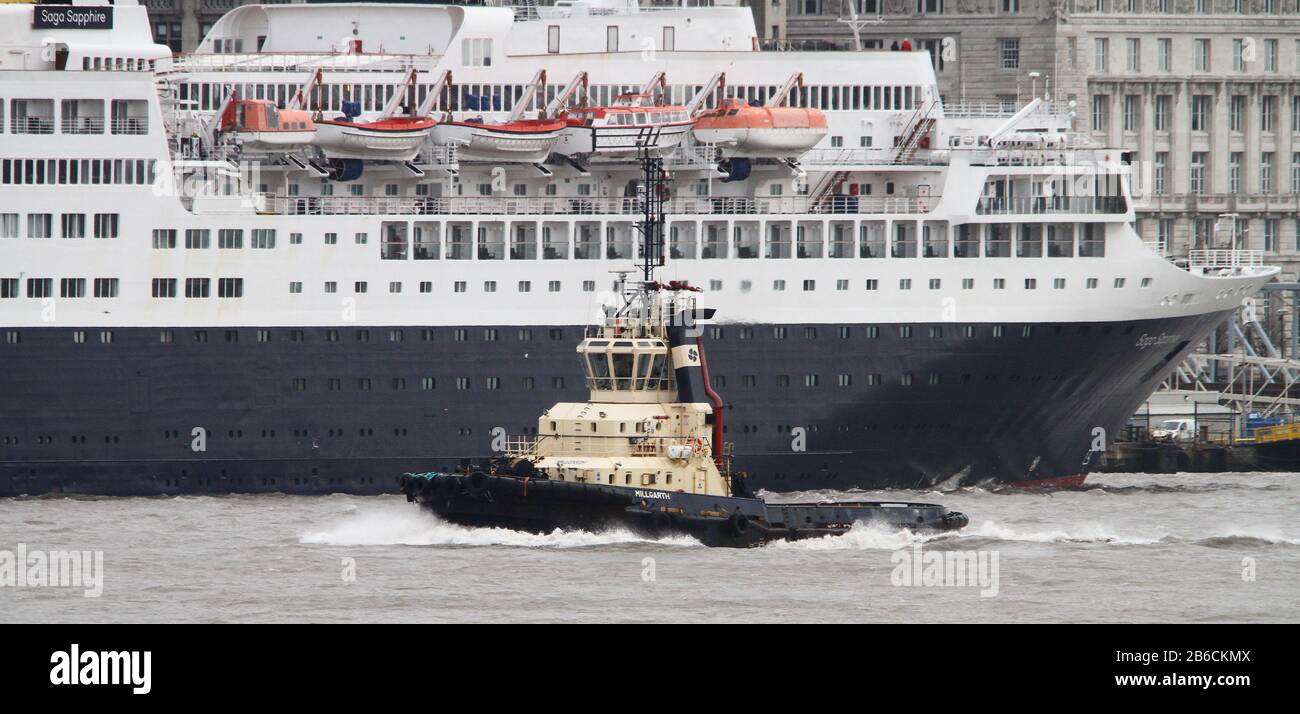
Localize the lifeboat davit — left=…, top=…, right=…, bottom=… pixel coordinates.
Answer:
left=430, top=116, right=564, bottom=163
left=219, top=98, right=316, bottom=153
left=313, top=101, right=436, bottom=162
left=555, top=94, right=695, bottom=158
left=692, top=98, right=827, bottom=159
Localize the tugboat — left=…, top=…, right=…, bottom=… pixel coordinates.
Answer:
left=396, top=155, right=969, bottom=547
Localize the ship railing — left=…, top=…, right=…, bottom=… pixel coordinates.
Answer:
left=164, top=52, right=440, bottom=75
left=942, top=100, right=1071, bottom=121
left=963, top=146, right=1109, bottom=167
left=506, top=1, right=685, bottom=21
left=10, top=118, right=54, bottom=135
left=801, top=148, right=915, bottom=166
left=110, top=118, right=149, bottom=135
left=60, top=118, right=105, bottom=135
left=975, top=196, right=1127, bottom=216
left=504, top=434, right=707, bottom=459
left=1144, top=239, right=1168, bottom=258
left=802, top=145, right=1096, bottom=168
left=1188, top=250, right=1264, bottom=271
left=262, top=194, right=938, bottom=217
left=662, top=141, right=718, bottom=170
left=413, top=143, right=459, bottom=168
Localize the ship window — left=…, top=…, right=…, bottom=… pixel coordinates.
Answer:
left=589, top=353, right=613, bottom=390
left=218, top=278, right=243, bottom=298
left=610, top=353, right=632, bottom=389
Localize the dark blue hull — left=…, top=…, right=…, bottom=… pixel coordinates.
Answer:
left=399, top=471, right=968, bottom=547
left=0, top=312, right=1226, bottom=496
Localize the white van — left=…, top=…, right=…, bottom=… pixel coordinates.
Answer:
left=1151, top=419, right=1197, bottom=442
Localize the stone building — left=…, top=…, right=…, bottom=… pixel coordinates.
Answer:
left=787, top=0, right=1300, bottom=280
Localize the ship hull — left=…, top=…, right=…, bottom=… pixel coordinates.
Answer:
left=0, top=311, right=1229, bottom=496
left=400, top=472, right=966, bottom=547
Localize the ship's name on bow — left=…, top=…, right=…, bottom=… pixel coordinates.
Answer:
left=1135, top=332, right=1180, bottom=350
left=33, top=7, right=114, bottom=30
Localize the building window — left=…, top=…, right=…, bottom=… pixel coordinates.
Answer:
left=1261, top=153, right=1275, bottom=194
left=1190, top=95, right=1210, bottom=132
left=999, top=39, right=1020, bottom=70
left=1122, top=95, right=1139, bottom=133
left=1194, top=38, right=1210, bottom=72
left=1229, top=152, right=1242, bottom=194
left=1230, top=95, right=1245, bottom=133
left=1094, top=38, right=1108, bottom=72
left=1157, top=38, right=1171, bottom=72
left=1125, top=38, right=1140, bottom=72
left=1091, top=95, right=1109, bottom=133
left=1190, top=153, right=1207, bottom=195
left=1154, top=153, right=1168, bottom=195
left=1154, top=95, right=1170, bottom=132
left=1261, top=95, right=1277, bottom=133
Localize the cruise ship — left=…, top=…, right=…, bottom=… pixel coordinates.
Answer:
left=0, top=0, right=1278, bottom=496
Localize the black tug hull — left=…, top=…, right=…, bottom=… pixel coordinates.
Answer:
left=399, top=472, right=968, bottom=548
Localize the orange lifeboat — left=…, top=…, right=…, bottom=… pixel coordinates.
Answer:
left=219, top=98, right=316, bottom=153
left=692, top=98, right=827, bottom=159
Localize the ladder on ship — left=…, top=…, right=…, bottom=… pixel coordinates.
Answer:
left=806, top=161, right=852, bottom=212
left=893, top=99, right=937, bottom=164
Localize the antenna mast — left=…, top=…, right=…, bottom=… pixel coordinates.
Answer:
left=637, top=149, right=667, bottom=283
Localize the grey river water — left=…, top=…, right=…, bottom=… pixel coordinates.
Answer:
left=1, top=472, right=1296, bottom=623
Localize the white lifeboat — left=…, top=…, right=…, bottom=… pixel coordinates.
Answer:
left=692, top=98, right=828, bottom=159
left=555, top=93, right=694, bottom=158
left=430, top=116, right=564, bottom=163
left=313, top=111, right=436, bottom=161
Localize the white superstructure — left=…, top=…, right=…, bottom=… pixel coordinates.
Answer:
left=0, top=0, right=1276, bottom=329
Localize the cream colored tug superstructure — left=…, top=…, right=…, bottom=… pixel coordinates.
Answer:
left=508, top=279, right=735, bottom=498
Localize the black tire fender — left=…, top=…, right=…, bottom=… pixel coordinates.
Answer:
left=729, top=512, right=750, bottom=537
left=466, top=470, right=491, bottom=497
